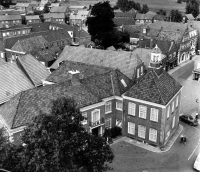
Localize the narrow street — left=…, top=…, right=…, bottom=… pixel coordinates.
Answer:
left=111, top=56, right=200, bottom=172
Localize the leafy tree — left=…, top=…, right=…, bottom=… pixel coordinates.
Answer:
left=141, top=4, right=149, bottom=14
left=43, top=2, right=50, bottom=13
left=170, top=9, right=183, bottom=22
left=0, top=98, right=114, bottom=172
left=177, top=0, right=182, bottom=3
left=134, top=2, right=141, bottom=12
left=157, top=9, right=166, bottom=16
left=185, top=0, right=199, bottom=18
left=116, top=0, right=131, bottom=12
left=128, top=1, right=136, bottom=11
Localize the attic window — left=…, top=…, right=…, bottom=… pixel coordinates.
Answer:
left=120, top=79, right=127, bottom=87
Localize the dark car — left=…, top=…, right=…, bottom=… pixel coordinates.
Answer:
left=179, top=114, right=198, bottom=126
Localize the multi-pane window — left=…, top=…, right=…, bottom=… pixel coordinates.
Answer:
left=105, top=101, right=112, bottom=113
left=105, top=118, right=112, bottom=128
left=176, top=96, right=179, bottom=107
left=167, top=105, right=170, bottom=118
left=172, top=101, right=174, bottom=112
left=137, top=68, right=140, bottom=78
left=92, top=109, right=100, bottom=122
left=150, top=108, right=158, bottom=122
left=139, top=105, right=147, bottom=119
left=141, top=66, right=143, bottom=74
left=128, top=102, right=136, bottom=116
left=172, top=116, right=175, bottom=128
left=149, top=128, right=157, bottom=142
left=138, top=125, right=146, bottom=139
left=116, top=102, right=122, bottom=110
left=81, top=112, right=87, bottom=125
left=128, top=122, right=135, bottom=135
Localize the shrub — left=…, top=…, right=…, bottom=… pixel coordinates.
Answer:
left=110, top=126, right=122, bottom=138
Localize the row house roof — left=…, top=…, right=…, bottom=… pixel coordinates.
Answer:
left=0, top=15, right=21, bottom=21
left=185, top=14, right=195, bottom=20
left=114, top=12, right=136, bottom=18
left=25, top=15, right=40, bottom=20
left=4, top=28, right=72, bottom=49
left=43, top=13, right=65, bottom=19
left=124, top=69, right=182, bottom=105
left=50, top=46, right=143, bottom=80
left=113, top=18, right=135, bottom=26
left=50, top=6, right=70, bottom=13
left=0, top=10, right=21, bottom=15
left=0, top=65, right=132, bottom=129
left=15, top=3, right=30, bottom=7
left=0, top=24, right=32, bottom=31
left=135, top=11, right=156, bottom=20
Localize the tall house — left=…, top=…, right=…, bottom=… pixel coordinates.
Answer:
left=122, top=45, right=182, bottom=148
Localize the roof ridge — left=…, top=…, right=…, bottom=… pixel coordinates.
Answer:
left=11, top=92, right=23, bottom=129
left=151, top=70, right=166, bottom=105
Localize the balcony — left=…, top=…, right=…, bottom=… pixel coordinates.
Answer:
left=89, top=118, right=105, bottom=128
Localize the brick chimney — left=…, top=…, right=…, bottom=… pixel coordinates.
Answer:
left=68, top=70, right=80, bottom=85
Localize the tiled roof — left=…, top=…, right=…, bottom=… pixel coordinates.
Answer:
left=15, top=3, right=30, bottom=7
left=185, top=14, right=195, bottom=20
left=0, top=62, right=34, bottom=104
left=0, top=24, right=31, bottom=31
left=4, top=29, right=71, bottom=49
left=124, top=70, right=182, bottom=105
left=0, top=10, right=21, bottom=15
left=0, top=68, right=133, bottom=129
left=46, top=60, right=113, bottom=83
left=0, top=15, right=21, bottom=21
left=114, top=12, right=135, bottom=18
left=113, top=18, right=135, bottom=26
left=135, top=12, right=155, bottom=20
left=50, top=6, right=70, bottom=13
left=26, top=15, right=40, bottom=20
left=11, top=36, right=61, bottom=62
left=17, top=54, right=50, bottom=86
left=29, top=22, right=50, bottom=32
left=43, top=13, right=65, bottom=19
left=50, top=46, right=143, bottom=79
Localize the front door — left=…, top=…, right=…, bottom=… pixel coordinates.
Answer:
left=92, top=127, right=99, bottom=136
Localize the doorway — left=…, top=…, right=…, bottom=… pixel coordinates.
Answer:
left=92, top=126, right=102, bottom=136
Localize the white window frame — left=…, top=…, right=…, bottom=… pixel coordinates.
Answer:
left=2, top=33, right=6, bottom=37
left=116, top=101, right=122, bottom=111
left=138, top=125, right=146, bottom=139
left=166, top=130, right=170, bottom=140
left=81, top=112, right=87, bottom=125
left=176, top=96, right=179, bottom=107
left=137, top=68, right=140, bottom=78
left=91, top=109, right=100, bottom=122
left=141, top=66, right=143, bottom=74
left=128, top=102, right=136, bottom=116
left=172, top=116, right=175, bottom=128
left=167, top=105, right=170, bottom=119
left=150, top=108, right=158, bottom=122
left=105, top=101, right=112, bottom=114
left=128, top=122, right=135, bottom=135
left=139, top=105, right=147, bottom=119
left=149, top=128, right=157, bottom=142
left=171, top=101, right=174, bottom=112
left=105, top=118, right=112, bottom=129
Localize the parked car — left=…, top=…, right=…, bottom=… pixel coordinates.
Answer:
left=194, top=153, right=200, bottom=171
left=179, top=114, right=198, bottom=126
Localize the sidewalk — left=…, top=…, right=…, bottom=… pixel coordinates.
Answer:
left=111, top=124, right=183, bottom=153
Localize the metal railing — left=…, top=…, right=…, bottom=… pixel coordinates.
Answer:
left=89, top=118, right=104, bottom=127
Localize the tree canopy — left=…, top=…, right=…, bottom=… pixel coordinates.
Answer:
left=170, top=9, right=183, bottom=22
left=185, top=0, right=199, bottom=18
left=86, top=1, right=129, bottom=49
left=0, top=98, right=114, bottom=172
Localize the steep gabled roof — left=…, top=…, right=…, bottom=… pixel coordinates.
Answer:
left=124, top=70, right=182, bottom=105
left=50, top=46, right=143, bottom=79
left=0, top=63, right=34, bottom=104
left=43, top=13, right=65, bottom=19
left=50, top=6, right=70, bottom=13
left=17, top=54, right=50, bottom=86
left=0, top=68, right=133, bottom=129
left=185, top=14, right=195, bottom=20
